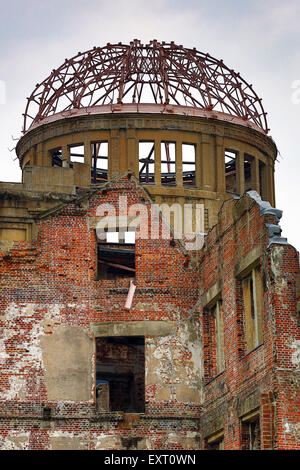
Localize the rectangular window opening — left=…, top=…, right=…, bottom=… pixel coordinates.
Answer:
left=244, top=154, right=254, bottom=192
left=241, top=413, right=261, bottom=450
left=241, top=266, right=263, bottom=353
left=204, top=299, right=225, bottom=380
left=50, top=148, right=63, bottom=167
left=96, top=336, right=145, bottom=413
left=225, top=150, right=238, bottom=193
left=161, top=141, right=176, bottom=185
left=206, top=431, right=225, bottom=450
left=182, top=144, right=196, bottom=186
left=139, top=141, right=155, bottom=184
left=97, top=230, right=136, bottom=280
left=70, top=144, right=84, bottom=164
left=259, top=160, right=267, bottom=199
left=91, top=141, right=108, bottom=183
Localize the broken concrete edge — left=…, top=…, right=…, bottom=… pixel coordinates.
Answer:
left=246, top=190, right=282, bottom=221
left=246, top=191, right=288, bottom=247
left=90, top=320, right=177, bottom=338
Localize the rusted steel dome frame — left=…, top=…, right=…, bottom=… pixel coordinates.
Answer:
left=23, top=39, right=269, bottom=134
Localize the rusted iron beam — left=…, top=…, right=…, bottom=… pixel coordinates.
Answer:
left=23, top=41, right=268, bottom=134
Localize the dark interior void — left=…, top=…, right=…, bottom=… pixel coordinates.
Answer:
left=241, top=414, right=261, bottom=450
left=206, top=436, right=224, bottom=450
left=244, top=154, right=253, bottom=191
left=96, top=336, right=145, bottom=413
left=51, top=149, right=63, bottom=167
left=97, top=242, right=135, bottom=280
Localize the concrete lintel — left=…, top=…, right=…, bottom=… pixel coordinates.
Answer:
left=234, top=245, right=263, bottom=278
left=237, top=390, right=261, bottom=418
left=202, top=280, right=222, bottom=308
left=90, top=320, right=176, bottom=338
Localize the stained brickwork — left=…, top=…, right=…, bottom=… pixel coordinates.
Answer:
left=199, top=195, right=300, bottom=450
left=0, top=176, right=203, bottom=450
left=0, top=174, right=298, bottom=449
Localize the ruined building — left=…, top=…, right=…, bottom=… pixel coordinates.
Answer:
left=0, top=40, right=299, bottom=450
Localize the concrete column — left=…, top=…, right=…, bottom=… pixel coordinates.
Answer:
left=252, top=156, right=260, bottom=193
left=216, top=136, right=225, bottom=193
left=201, top=133, right=214, bottom=191
left=236, top=151, right=245, bottom=195
left=119, top=129, right=127, bottom=174
left=154, top=138, right=161, bottom=186
left=110, top=130, right=120, bottom=178
left=176, top=139, right=183, bottom=188
left=270, top=162, right=275, bottom=206
left=61, top=144, right=70, bottom=168
left=36, top=143, right=44, bottom=166
left=195, top=140, right=201, bottom=189
left=127, top=129, right=138, bottom=178
left=84, top=140, right=92, bottom=167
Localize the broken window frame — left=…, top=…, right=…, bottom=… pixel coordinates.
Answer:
left=161, top=141, right=176, bottom=186
left=50, top=147, right=63, bottom=167
left=96, top=230, right=136, bottom=280
left=139, top=141, right=155, bottom=184
left=91, top=141, right=108, bottom=184
left=95, top=336, right=145, bottom=413
left=69, top=143, right=85, bottom=164
left=182, top=143, right=196, bottom=186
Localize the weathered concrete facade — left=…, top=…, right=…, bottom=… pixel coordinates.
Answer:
left=0, top=41, right=299, bottom=450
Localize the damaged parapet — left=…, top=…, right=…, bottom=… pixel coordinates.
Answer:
left=247, top=190, right=288, bottom=247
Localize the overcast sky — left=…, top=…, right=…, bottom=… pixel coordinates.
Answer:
left=0, top=0, right=299, bottom=249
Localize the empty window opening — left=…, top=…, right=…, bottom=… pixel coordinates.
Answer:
left=225, top=150, right=237, bottom=193
left=91, top=142, right=108, bottom=183
left=139, top=141, right=155, bottom=184
left=161, top=141, right=176, bottom=185
left=244, top=154, right=254, bottom=191
left=206, top=431, right=224, bottom=450
left=259, top=160, right=267, bottom=199
left=182, top=144, right=196, bottom=186
left=97, top=230, right=135, bottom=280
left=241, top=413, right=261, bottom=450
left=96, top=336, right=145, bottom=413
left=203, top=299, right=225, bottom=380
left=241, top=266, right=263, bottom=353
left=70, top=144, right=84, bottom=164
left=51, top=148, right=63, bottom=167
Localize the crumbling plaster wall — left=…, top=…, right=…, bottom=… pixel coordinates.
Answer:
left=0, top=178, right=201, bottom=449
left=0, top=303, right=94, bottom=403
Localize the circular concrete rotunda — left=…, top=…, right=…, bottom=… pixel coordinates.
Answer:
left=16, top=39, right=277, bottom=230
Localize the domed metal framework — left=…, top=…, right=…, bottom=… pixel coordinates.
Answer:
left=23, top=39, right=269, bottom=134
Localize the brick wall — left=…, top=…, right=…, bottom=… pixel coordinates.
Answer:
left=0, top=180, right=299, bottom=450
